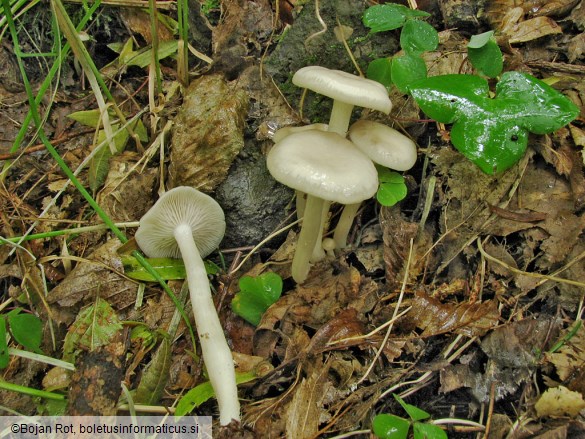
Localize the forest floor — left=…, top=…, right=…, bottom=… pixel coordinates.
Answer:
left=0, top=0, right=585, bottom=438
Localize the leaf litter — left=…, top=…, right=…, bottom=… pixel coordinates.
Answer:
left=0, top=0, right=584, bottom=437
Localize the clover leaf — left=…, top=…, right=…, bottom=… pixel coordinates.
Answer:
left=231, top=272, right=283, bottom=326
left=377, top=168, right=408, bottom=207
left=363, top=4, right=430, bottom=33
left=409, top=72, right=579, bottom=174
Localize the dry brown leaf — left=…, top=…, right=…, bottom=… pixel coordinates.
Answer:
left=47, top=239, right=138, bottom=324
left=407, top=290, right=500, bottom=337
left=535, top=386, right=585, bottom=418
left=546, top=324, right=585, bottom=394
left=507, top=16, right=563, bottom=44
left=168, top=74, right=249, bottom=191
left=285, top=360, right=330, bottom=438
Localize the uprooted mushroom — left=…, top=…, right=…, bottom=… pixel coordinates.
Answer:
left=135, top=187, right=239, bottom=425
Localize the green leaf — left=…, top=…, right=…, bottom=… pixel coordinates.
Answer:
left=392, top=53, right=427, bottom=93
left=377, top=168, right=407, bottom=206
left=175, top=371, right=257, bottom=418
left=121, top=255, right=219, bottom=281
left=7, top=311, right=43, bottom=353
left=363, top=4, right=430, bottom=33
left=62, top=298, right=123, bottom=363
left=231, top=272, right=283, bottom=326
left=413, top=422, right=448, bottom=439
left=0, top=317, right=9, bottom=369
left=67, top=109, right=103, bottom=128
left=122, top=255, right=187, bottom=281
left=400, top=19, right=438, bottom=55
left=467, top=38, right=503, bottom=78
left=409, top=72, right=579, bottom=174
left=134, top=337, right=171, bottom=405
left=394, top=394, right=430, bottom=422
left=367, top=58, right=393, bottom=91
left=467, top=30, right=494, bottom=49
left=372, top=414, right=411, bottom=439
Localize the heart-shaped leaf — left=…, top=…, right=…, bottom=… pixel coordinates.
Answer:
left=231, top=272, right=283, bottom=326
left=409, top=72, right=579, bottom=174
left=400, top=19, right=438, bottom=55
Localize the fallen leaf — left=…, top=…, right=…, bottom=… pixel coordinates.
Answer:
left=507, top=17, right=563, bottom=44
left=168, top=74, right=249, bottom=191
left=407, top=290, right=500, bottom=337
left=535, top=386, right=585, bottom=418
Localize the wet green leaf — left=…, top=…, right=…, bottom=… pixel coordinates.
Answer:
left=392, top=53, right=427, bottom=93
left=409, top=72, right=579, bottom=173
left=400, top=19, right=438, bottom=55
left=372, top=414, right=411, bottom=439
left=363, top=4, right=430, bottom=33
left=231, top=272, right=283, bottom=326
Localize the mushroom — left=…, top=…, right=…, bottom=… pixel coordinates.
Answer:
left=333, top=119, right=418, bottom=249
left=292, top=66, right=392, bottom=136
left=348, top=119, right=418, bottom=171
left=267, top=130, right=378, bottom=283
left=134, top=186, right=239, bottom=425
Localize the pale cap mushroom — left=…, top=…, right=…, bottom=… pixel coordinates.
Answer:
left=135, top=187, right=239, bottom=425
left=267, top=130, right=377, bottom=283
left=136, top=186, right=225, bottom=259
left=348, top=119, right=418, bottom=171
left=292, top=66, right=392, bottom=135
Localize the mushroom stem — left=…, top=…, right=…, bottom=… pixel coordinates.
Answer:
left=328, top=100, right=354, bottom=136
left=174, top=224, right=240, bottom=425
left=291, top=195, right=325, bottom=283
left=333, top=202, right=361, bottom=249
left=311, top=200, right=331, bottom=262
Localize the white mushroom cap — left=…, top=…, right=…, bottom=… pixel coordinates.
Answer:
left=267, top=130, right=378, bottom=204
left=272, top=123, right=328, bottom=143
left=292, top=66, right=392, bottom=115
left=349, top=120, right=418, bottom=171
left=135, top=186, right=225, bottom=259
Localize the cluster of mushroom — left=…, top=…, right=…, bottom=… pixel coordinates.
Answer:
left=132, top=66, right=418, bottom=427
left=267, top=66, right=418, bottom=284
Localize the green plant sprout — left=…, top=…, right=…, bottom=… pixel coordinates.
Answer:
left=372, top=394, right=447, bottom=439
left=466, top=30, right=502, bottom=78
left=363, top=3, right=438, bottom=92
left=409, top=72, right=579, bottom=173
left=231, top=272, right=283, bottom=326
left=376, top=166, right=408, bottom=207
left=0, top=308, right=43, bottom=368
